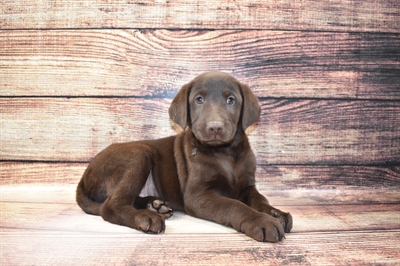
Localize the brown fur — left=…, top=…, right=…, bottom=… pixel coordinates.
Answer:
left=76, top=71, right=292, bottom=242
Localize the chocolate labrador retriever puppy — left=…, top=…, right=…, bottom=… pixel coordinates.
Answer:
left=76, top=71, right=292, bottom=242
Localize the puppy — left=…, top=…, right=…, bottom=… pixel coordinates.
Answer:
left=76, top=71, right=292, bottom=242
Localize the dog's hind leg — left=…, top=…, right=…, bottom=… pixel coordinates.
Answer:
left=97, top=147, right=169, bottom=234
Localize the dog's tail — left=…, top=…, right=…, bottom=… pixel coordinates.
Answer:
left=76, top=179, right=102, bottom=215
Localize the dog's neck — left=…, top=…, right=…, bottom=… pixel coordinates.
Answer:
left=188, top=129, right=249, bottom=161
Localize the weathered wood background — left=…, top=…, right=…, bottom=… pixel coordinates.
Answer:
left=1, top=1, right=400, bottom=265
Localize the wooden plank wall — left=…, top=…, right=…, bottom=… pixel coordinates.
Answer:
left=1, top=1, right=400, bottom=265
left=1, top=0, right=399, bottom=199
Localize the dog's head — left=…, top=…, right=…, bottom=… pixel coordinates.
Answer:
left=169, top=71, right=261, bottom=147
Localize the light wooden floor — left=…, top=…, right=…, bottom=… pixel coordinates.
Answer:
left=1, top=185, right=399, bottom=265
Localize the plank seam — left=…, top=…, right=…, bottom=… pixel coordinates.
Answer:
left=1, top=96, right=400, bottom=102
left=1, top=27, right=399, bottom=35
left=1, top=160, right=399, bottom=167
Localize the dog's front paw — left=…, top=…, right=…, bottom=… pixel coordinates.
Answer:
left=240, top=214, right=285, bottom=242
left=146, top=199, right=173, bottom=218
left=270, top=209, right=293, bottom=233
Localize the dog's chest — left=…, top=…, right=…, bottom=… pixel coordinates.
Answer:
left=207, top=151, right=250, bottom=197
left=210, top=150, right=250, bottom=187
left=213, top=153, right=236, bottom=177
left=192, top=147, right=247, bottom=177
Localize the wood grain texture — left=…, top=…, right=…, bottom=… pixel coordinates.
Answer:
left=257, top=165, right=400, bottom=190
left=2, top=165, right=400, bottom=205
left=2, top=202, right=399, bottom=235
left=1, top=226, right=399, bottom=265
left=0, top=162, right=86, bottom=185
left=1, top=30, right=399, bottom=99
left=1, top=0, right=399, bottom=33
left=2, top=162, right=399, bottom=190
left=257, top=99, right=400, bottom=165
left=1, top=98, right=399, bottom=164
left=2, top=184, right=400, bottom=206
left=1, top=186, right=399, bottom=265
left=0, top=98, right=176, bottom=161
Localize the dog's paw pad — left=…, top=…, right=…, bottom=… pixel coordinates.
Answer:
left=147, top=199, right=173, bottom=218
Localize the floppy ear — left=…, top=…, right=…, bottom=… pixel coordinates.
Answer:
left=168, top=82, right=192, bottom=130
left=240, top=83, right=261, bottom=130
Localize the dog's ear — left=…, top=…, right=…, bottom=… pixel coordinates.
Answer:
left=169, top=81, right=192, bottom=130
left=240, top=83, right=261, bottom=130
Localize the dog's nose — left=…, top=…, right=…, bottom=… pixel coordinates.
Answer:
left=207, top=122, right=223, bottom=135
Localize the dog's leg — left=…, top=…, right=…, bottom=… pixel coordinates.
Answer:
left=101, top=198, right=166, bottom=233
left=134, top=196, right=173, bottom=218
left=239, top=186, right=293, bottom=233
left=98, top=156, right=167, bottom=234
left=185, top=192, right=285, bottom=242
left=100, top=185, right=167, bottom=234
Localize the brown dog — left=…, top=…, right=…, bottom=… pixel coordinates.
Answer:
left=76, top=71, right=292, bottom=242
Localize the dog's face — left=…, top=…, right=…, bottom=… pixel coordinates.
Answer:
left=169, top=71, right=261, bottom=147
left=188, top=73, right=243, bottom=146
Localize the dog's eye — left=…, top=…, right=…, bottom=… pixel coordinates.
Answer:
left=195, top=96, right=204, bottom=104
left=227, top=96, right=236, bottom=105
